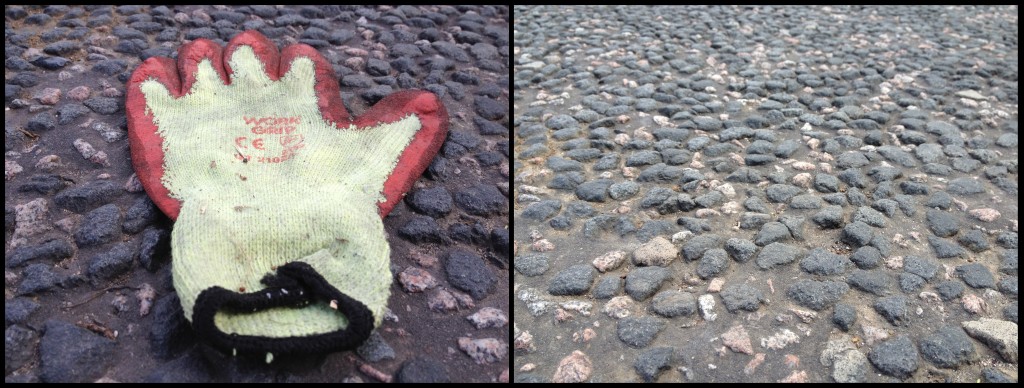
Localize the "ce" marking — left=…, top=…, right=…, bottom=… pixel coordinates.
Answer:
left=235, top=137, right=265, bottom=150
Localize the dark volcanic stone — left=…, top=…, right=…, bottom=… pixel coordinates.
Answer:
left=397, top=357, right=450, bottom=383
left=800, top=248, right=849, bottom=276
left=651, top=291, right=697, bottom=317
left=520, top=200, right=561, bottom=221
left=74, top=204, right=121, bottom=247
left=868, top=335, right=919, bottom=379
left=935, top=281, right=966, bottom=301
left=833, top=303, right=857, bottom=331
left=947, top=178, right=985, bottom=195
left=696, top=248, right=729, bottom=279
left=122, top=196, right=160, bottom=234
left=903, top=255, right=939, bottom=281
left=514, top=255, right=549, bottom=277
left=787, top=279, right=849, bottom=311
left=40, top=320, right=116, bottom=383
left=138, top=226, right=170, bottom=272
left=920, top=326, right=977, bottom=368
left=681, top=234, right=722, bottom=261
left=812, top=205, right=844, bottom=229
left=926, top=209, right=960, bottom=237
left=407, top=186, right=454, bottom=218
left=841, top=221, right=874, bottom=247
left=625, top=266, right=671, bottom=301
left=928, top=235, right=967, bottom=258
left=720, top=283, right=764, bottom=313
left=7, top=239, right=74, bottom=268
left=874, top=295, right=909, bottom=326
left=850, top=246, right=882, bottom=269
left=575, top=179, right=614, bottom=202
left=847, top=270, right=892, bottom=295
left=955, top=263, right=996, bottom=289
left=617, top=317, right=665, bottom=348
left=592, top=276, right=621, bottom=299
left=454, top=184, right=505, bottom=217
left=755, top=242, right=803, bottom=270
left=17, top=263, right=61, bottom=295
left=548, top=264, right=596, bottom=296
left=635, top=347, right=674, bottom=383
left=445, top=249, right=496, bottom=300
left=398, top=215, right=445, bottom=243
left=754, top=222, right=792, bottom=246
left=87, top=242, right=136, bottom=280
left=724, top=238, right=757, bottom=263
left=474, top=96, right=506, bottom=120
left=54, top=181, right=120, bottom=213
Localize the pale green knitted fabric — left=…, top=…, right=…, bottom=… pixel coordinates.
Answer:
left=139, top=46, right=420, bottom=337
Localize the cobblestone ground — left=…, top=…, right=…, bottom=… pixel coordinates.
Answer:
left=514, top=5, right=1017, bottom=383
left=6, top=5, right=509, bottom=383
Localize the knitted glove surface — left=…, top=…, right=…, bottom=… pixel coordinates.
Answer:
left=126, top=30, right=447, bottom=354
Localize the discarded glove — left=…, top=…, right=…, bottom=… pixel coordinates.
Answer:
left=126, top=30, right=448, bottom=355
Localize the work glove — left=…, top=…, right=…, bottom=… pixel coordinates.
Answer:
left=126, top=30, right=448, bottom=357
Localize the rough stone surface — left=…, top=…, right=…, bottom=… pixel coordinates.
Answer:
left=634, top=347, right=674, bottom=383
left=867, top=335, right=919, bottom=379
left=919, top=326, right=977, bottom=368
left=624, top=267, right=671, bottom=301
left=548, top=264, right=596, bottom=296
left=632, top=236, right=677, bottom=267
left=961, top=319, right=1018, bottom=363
left=617, top=317, right=665, bottom=348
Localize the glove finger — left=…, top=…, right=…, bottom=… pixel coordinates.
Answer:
left=177, top=38, right=229, bottom=94
left=126, top=55, right=184, bottom=220
left=225, top=30, right=281, bottom=83
left=280, top=43, right=351, bottom=126
left=353, top=90, right=449, bottom=217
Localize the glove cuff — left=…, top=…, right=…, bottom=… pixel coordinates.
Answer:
left=191, top=261, right=373, bottom=355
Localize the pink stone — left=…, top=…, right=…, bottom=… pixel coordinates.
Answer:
left=744, top=353, right=766, bottom=375
left=722, top=324, right=754, bottom=354
left=67, top=86, right=91, bottom=101
left=708, top=278, right=725, bottom=293
left=592, top=250, right=626, bottom=272
left=779, top=370, right=808, bottom=383
left=398, top=267, right=437, bottom=292
left=969, top=208, right=1000, bottom=222
left=35, top=88, right=62, bottom=105
left=552, top=350, right=592, bottom=383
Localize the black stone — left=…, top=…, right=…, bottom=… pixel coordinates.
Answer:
left=398, top=215, right=445, bottom=243
left=720, top=283, right=764, bottom=313
left=396, top=357, right=450, bottom=383
left=123, top=196, right=161, bottom=234
left=54, top=181, right=120, bottom=213
left=88, top=242, right=136, bottom=281
left=635, top=347, right=674, bottom=383
left=7, top=239, right=74, bottom=268
left=74, top=204, right=122, bottom=247
left=787, top=279, right=849, bottom=311
left=138, top=226, right=170, bottom=272
left=617, top=317, right=665, bottom=348
left=406, top=186, right=453, bottom=218
left=17, top=264, right=60, bottom=295
left=445, top=249, right=496, bottom=300
left=149, top=293, right=196, bottom=360
left=874, top=295, right=909, bottom=326
left=547, top=264, right=595, bottom=296
left=833, top=303, right=857, bottom=331
left=454, top=184, right=507, bottom=216
left=920, top=326, right=976, bottom=368
left=40, top=320, right=116, bottom=383
left=868, top=335, right=919, bottom=379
